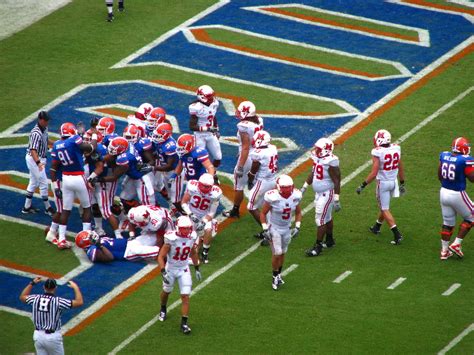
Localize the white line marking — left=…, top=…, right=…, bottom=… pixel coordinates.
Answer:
left=388, top=0, right=474, bottom=23
left=243, top=4, right=430, bottom=47
left=387, top=277, right=406, bottom=290
left=0, top=266, right=44, bottom=279
left=332, top=270, right=352, bottom=283
left=442, top=283, right=461, bottom=296
left=448, top=0, right=474, bottom=8
left=438, top=323, right=474, bottom=355
left=109, top=241, right=261, bottom=354
left=0, top=305, right=31, bottom=318
left=184, top=25, right=412, bottom=80
left=281, top=264, right=299, bottom=277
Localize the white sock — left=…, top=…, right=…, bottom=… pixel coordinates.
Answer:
left=58, top=225, right=67, bottom=241
left=94, top=217, right=103, bottom=230
left=42, top=196, right=51, bottom=209
left=50, top=222, right=59, bottom=232
left=441, top=240, right=449, bottom=252
left=83, top=222, right=92, bottom=231
left=24, top=192, right=33, bottom=209
left=114, top=229, right=122, bottom=238
left=454, top=237, right=463, bottom=245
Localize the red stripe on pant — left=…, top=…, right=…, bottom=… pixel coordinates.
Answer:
left=249, top=180, right=262, bottom=210
left=461, top=190, right=474, bottom=211
left=319, top=190, right=333, bottom=226
left=101, top=184, right=111, bottom=219
left=82, top=175, right=92, bottom=204
left=126, top=251, right=159, bottom=260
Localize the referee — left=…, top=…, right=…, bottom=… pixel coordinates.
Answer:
left=20, top=277, right=83, bottom=355
left=23, top=111, right=55, bottom=215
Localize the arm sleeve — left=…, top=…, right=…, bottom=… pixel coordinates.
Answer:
left=25, top=295, right=37, bottom=304
left=58, top=297, right=73, bottom=310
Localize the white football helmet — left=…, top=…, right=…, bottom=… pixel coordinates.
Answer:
left=276, top=174, right=294, bottom=199
left=128, top=206, right=151, bottom=227
left=236, top=101, right=256, bottom=120
left=198, top=173, right=214, bottom=195
left=196, top=85, right=215, bottom=104
left=135, top=103, right=154, bottom=121
left=313, top=138, right=334, bottom=158
left=374, top=129, right=391, bottom=147
left=252, top=130, right=271, bottom=148
left=176, top=215, right=193, bottom=237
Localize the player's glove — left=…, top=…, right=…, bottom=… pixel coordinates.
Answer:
left=235, top=166, right=244, bottom=178
left=247, top=179, right=255, bottom=191
left=399, top=181, right=406, bottom=196
left=290, top=227, right=300, bottom=239
left=262, top=229, right=272, bottom=242
left=195, top=266, right=202, bottom=282
left=356, top=181, right=368, bottom=194
left=161, top=270, right=170, bottom=285
left=209, top=127, right=219, bottom=134
left=90, top=232, right=101, bottom=246
left=334, top=194, right=341, bottom=212
left=300, top=182, right=309, bottom=195
left=189, top=213, right=200, bottom=224
left=137, top=163, right=153, bottom=174
left=54, top=188, right=62, bottom=200
left=196, top=221, right=206, bottom=233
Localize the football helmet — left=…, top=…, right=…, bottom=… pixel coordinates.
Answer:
left=198, top=173, right=214, bottom=195
left=135, top=103, right=154, bottom=121
left=97, top=117, right=115, bottom=136
left=123, top=125, right=139, bottom=144
left=312, top=138, right=334, bottom=158
left=75, top=230, right=99, bottom=249
left=176, top=134, right=195, bottom=156
left=176, top=215, right=193, bottom=237
left=196, top=85, right=215, bottom=105
left=252, top=130, right=271, bottom=148
left=236, top=101, right=256, bottom=120
left=152, top=123, right=173, bottom=144
left=60, top=122, right=77, bottom=138
left=374, top=129, right=391, bottom=147
left=128, top=206, right=151, bottom=227
left=147, top=107, right=167, bottom=129
left=452, top=137, right=471, bottom=155
left=107, top=137, right=129, bottom=155
left=83, top=129, right=103, bottom=144
left=276, top=174, right=294, bottom=199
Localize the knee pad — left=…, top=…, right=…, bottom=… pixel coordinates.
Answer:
left=460, top=220, right=472, bottom=231
left=441, top=225, right=454, bottom=237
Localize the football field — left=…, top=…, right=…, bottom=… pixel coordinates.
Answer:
left=0, top=0, right=473, bottom=353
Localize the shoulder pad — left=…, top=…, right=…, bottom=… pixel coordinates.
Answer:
left=264, top=189, right=279, bottom=203
left=292, top=189, right=303, bottom=200
left=211, top=186, right=223, bottom=198
left=164, top=231, right=178, bottom=243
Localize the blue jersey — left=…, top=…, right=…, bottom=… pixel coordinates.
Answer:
left=85, top=143, right=108, bottom=177
left=116, top=144, right=145, bottom=179
left=134, top=137, right=153, bottom=156
left=180, top=147, right=210, bottom=180
left=145, top=126, right=154, bottom=138
left=102, top=133, right=118, bottom=147
left=51, top=135, right=85, bottom=174
left=86, top=237, right=128, bottom=262
left=440, top=151, right=474, bottom=191
left=154, top=137, right=178, bottom=170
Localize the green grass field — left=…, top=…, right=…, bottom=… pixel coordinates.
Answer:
left=1, top=0, right=473, bottom=354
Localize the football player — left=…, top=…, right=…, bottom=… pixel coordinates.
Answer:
left=223, top=101, right=264, bottom=218
left=96, top=116, right=118, bottom=147
left=127, top=103, right=153, bottom=138
left=301, top=138, right=341, bottom=257
left=438, top=137, right=474, bottom=260
left=157, top=216, right=202, bottom=334
left=127, top=204, right=174, bottom=247
left=181, top=173, right=222, bottom=263
left=50, top=123, right=97, bottom=249
left=356, top=129, right=405, bottom=245
left=146, top=107, right=169, bottom=137
left=75, top=230, right=160, bottom=262
left=189, top=85, right=222, bottom=171
left=260, top=175, right=302, bottom=290
left=105, top=0, right=124, bottom=22
left=247, top=130, right=278, bottom=243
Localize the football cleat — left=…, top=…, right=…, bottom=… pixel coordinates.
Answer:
left=254, top=231, right=264, bottom=240
left=260, top=239, right=269, bottom=247
left=440, top=250, right=453, bottom=260
left=107, top=12, right=114, bottom=22
left=391, top=235, right=403, bottom=245
left=201, top=251, right=209, bottom=264
left=45, top=207, right=56, bottom=217
left=181, top=324, right=192, bottom=334
left=118, top=2, right=124, bottom=11
left=45, top=230, right=58, bottom=244
left=277, top=274, right=285, bottom=285
left=222, top=208, right=239, bottom=218
left=158, top=310, right=167, bottom=322
left=272, top=276, right=279, bottom=291
left=22, top=207, right=40, bottom=214
left=448, top=243, right=464, bottom=258
left=57, top=240, right=72, bottom=250
left=369, top=225, right=381, bottom=235
left=306, top=245, right=323, bottom=257
left=323, top=237, right=335, bottom=248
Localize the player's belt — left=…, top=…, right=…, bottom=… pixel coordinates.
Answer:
left=36, top=329, right=55, bottom=334
left=63, top=171, right=84, bottom=176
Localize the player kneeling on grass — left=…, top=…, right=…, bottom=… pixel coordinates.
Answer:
left=260, top=175, right=302, bottom=291
left=75, top=230, right=160, bottom=262
left=157, top=216, right=202, bottom=334
left=438, top=137, right=474, bottom=260
left=301, top=138, right=341, bottom=257
left=181, top=173, right=222, bottom=264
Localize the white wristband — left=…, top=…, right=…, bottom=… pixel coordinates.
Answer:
left=261, top=223, right=268, bottom=230
left=181, top=203, right=192, bottom=216
left=334, top=194, right=340, bottom=202
left=91, top=133, right=98, bottom=141
left=302, top=182, right=309, bottom=189
left=88, top=172, right=97, bottom=181
left=295, top=221, right=301, bottom=229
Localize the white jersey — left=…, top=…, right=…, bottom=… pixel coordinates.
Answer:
left=127, top=115, right=147, bottom=138
left=237, top=117, right=264, bottom=154
left=263, top=188, right=302, bottom=228
left=186, top=180, right=222, bottom=219
left=164, top=231, right=198, bottom=270
left=371, top=144, right=401, bottom=181
left=311, top=154, right=339, bottom=193
left=189, top=99, right=219, bottom=131
left=250, top=144, right=278, bottom=180
left=141, top=205, right=173, bottom=233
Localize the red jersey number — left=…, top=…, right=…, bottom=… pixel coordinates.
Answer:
left=191, top=195, right=210, bottom=211
left=269, top=155, right=278, bottom=174
left=383, top=153, right=400, bottom=171
left=172, top=246, right=191, bottom=261
left=313, top=163, right=324, bottom=180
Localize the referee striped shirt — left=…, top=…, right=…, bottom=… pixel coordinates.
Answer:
left=26, top=293, right=72, bottom=332
left=27, top=123, right=48, bottom=159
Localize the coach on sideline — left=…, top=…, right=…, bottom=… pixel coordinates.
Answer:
left=22, top=111, right=55, bottom=215
left=20, top=277, right=83, bottom=355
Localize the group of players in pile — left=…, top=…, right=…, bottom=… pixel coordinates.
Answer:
left=40, top=84, right=473, bottom=334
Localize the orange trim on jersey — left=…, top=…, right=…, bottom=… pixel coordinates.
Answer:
left=0, top=259, right=63, bottom=279
left=62, top=171, right=85, bottom=176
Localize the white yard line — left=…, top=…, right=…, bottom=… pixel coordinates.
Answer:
left=281, top=264, right=299, bottom=277
left=332, top=270, right=353, bottom=283
left=438, top=323, right=474, bottom=355
left=442, top=283, right=461, bottom=296
left=386, top=277, right=407, bottom=290
left=0, top=305, right=31, bottom=318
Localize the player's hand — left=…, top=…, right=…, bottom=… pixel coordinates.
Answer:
left=356, top=181, right=367, bottom=195
left=196, top=221, right=206, bottom=233
left=334, top=200, right=341, bottom=212
left=137, top=163, right=153, bottom=174
left=209, top=127, right=219, bottom=134
left=189, top=213, right=200, bottom=224
left=195, top=269, right=202, bottom=282
left=67, top=280, right=78, bottom=288
left=90, top=232, right=101, bottom=246
left=54, top=188, right=62, bottom=200
left=235, top=166, right=244, bottom=178
left=399, top=182, right=406, bottom=196
left=262, top=229, right=271, bottom=241
left=300, top=186, right=307, bottom=195
left=290, top=227, right=300, bottom=239
left=161, top=270, right=170, bottom=285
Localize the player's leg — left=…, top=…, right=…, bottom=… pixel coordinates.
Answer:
left=369, top=212, right=385, bottom=235
left=57, top=176, right=76, bottom=249
left=160, top=269, right=176, bottom=321
left=269, top=228, right=283, bottom=290
left=118, top=0, right=124, bottom=12
left=323, top=219, right=335, bottom=248
left=223, top=159, right=252, bottom=218
left=124, top=240, right=160, bottom=261
left=306, top=191, right=331, bottom=255
left=46, top=180, right=64, bottom=245
left=105, top=0, right=114, bottom=21
left=37, top=158, right=53, bottom=215
left=177, top=270, right=193, bottom=333
left=138, top=173, right=156, bottom=206
left=247, top=180, right=263, bottom=224
left=207, top=135, right=222, bottom=169
left=200, top=220, right=217, bottom=263
left=23, top=154, right=40, bottom=213
left=77, top=175, right=92, bottom=231
left=378, top=181, right=403, bottom=244
left=448, top=190, right=474, bottom=258
left=98, top=182, right=122, bottom=238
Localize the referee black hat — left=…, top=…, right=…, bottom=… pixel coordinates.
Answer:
left=38, top=111, right=51, bottom=121
left=44, top=278, right=57, bottom=289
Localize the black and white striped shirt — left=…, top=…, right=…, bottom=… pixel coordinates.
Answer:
left=26, top=293, right=72, bottom=332
left=27, top=123, right=48, bottom=159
